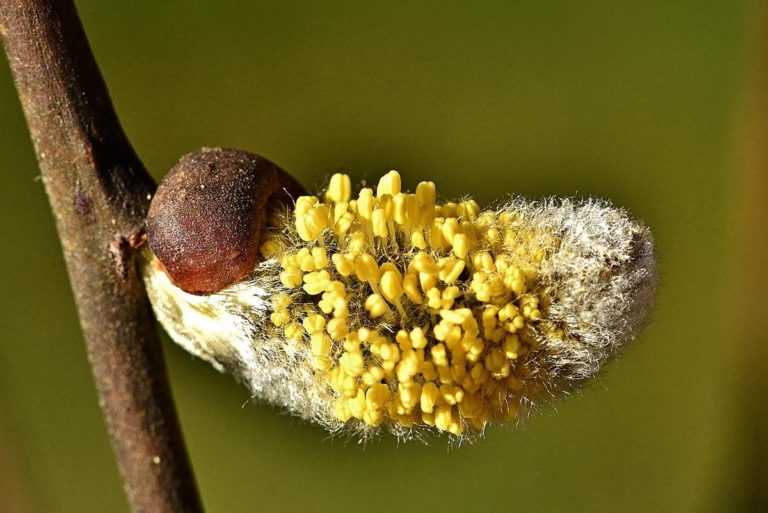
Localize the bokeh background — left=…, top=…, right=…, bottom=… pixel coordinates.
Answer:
left=1, top=1, right=764, bottom=512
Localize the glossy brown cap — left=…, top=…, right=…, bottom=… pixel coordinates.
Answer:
left=146, top=148, right=305, bottom=295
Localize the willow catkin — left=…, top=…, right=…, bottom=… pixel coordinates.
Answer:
left=142, top=171, right=656, bottom=441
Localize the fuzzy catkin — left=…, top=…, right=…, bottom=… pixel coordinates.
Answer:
left=142, top=175, right=656, bottom=441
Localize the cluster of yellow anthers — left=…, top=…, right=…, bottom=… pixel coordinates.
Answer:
left=260, top=171, right=546, bottom=435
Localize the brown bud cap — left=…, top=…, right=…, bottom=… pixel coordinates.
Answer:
left=146, top=147, right=305, bottom=295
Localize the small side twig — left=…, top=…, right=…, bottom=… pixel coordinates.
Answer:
left=0, top=1, right=203, bottom=511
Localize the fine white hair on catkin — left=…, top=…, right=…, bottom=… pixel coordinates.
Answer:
left=511, top=197, right=656, bottom=390
left=142, top=194, right=656, bottom=441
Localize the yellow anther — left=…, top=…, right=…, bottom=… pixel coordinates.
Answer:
left=441, top=218, right=460, bottom=246
left=340, top=351, right=364, bottom=376
left=326, top=173, right=352, bottom=203
left=372, top=194, right=390, bottom=220
left=297, top=247, right=315, bottom=272
left=498, top=303, right=519, bottom=322
left=433, top=320, right=451, bottom=341
left=403, top=272, right=422, bottom=304
left=472, top=251, right=494, bottom=271
left=440, top=384, right=465, bottom=405
left=378, top=341, right=398, bottom=361
left=332, top=297, right=349, bottom=318
left=380, top=270, right=404, bottom=304
left=283, top=322, right=303, bottom=341
left=461, top=314, right=479, bottom=334
left=272, top=293, right=292, bottom=309
left=354, top=254, right=380, bottom=285
left=269, top=308, right=290, bottom=326
left=470, top=362, right=490, bottom=384
left=495, top=257, right=509, bottom=273
left=451, top=362, right=467, bottom=383
left=279, top=268, right=303, bottom=288
left=443, top=324, right=462, bottom=347
left=311, top=247, right=328, bottom=269
left=310, top=333, right=331, bottom=356
left=410, top=230, right=427, bottom=249
left=505, top=315, right=525, bottom=332
left=297, top=204, right=330, bottom=241
left=334, top=211, right=354, bottom=235
left=393, top=193, right=407, bottom=225
left=438, top=257, right=465, bottom=284
left=295, top=195, right=317, bottom=215
left=357, top=328, right=372, bottom=343
left=396, top=330, right=411, bottom=351
left=419, top=360, right=438, bottom=381
left=357, top=188, right=374, bottom=220
left=441, top=286, right=460, bottom=309
left=280, top=253, right=298, bottom=269
left=486, top=227, right=501, bottom=245
left=363, top=409, right=384, bottom=427
left=426, top=287, right=443, bottom=309
left=362, top=366, right=385, bottom=386
left=332, top=253, right=354, bottom=276
left=372, top=209, right=388, bottom=238
left=465, top=338, right=484, bottom=363
left=416, top=181, right=436, bottom=208
left=340, top=374, right=358, bottom=398
left=434, top=405, right=453, bottom=431
left=376, top=170, right=401, bottom=197
left=410, top=327, right=428, bottom=349
left=458, top=199, right=481, bottom=220
left=342, top=333, right=360, bottom=353
left=397, top=381, right=421, bottom=412
left=504, top=266, right=527, bottom=295
left=405, top=194, right=420, bottom=224
left=396, top=351, right=419, bottom=382
left=482, top=305, right=498, bottom=330
left=311, top=335, right=333, bottom=371
left=429, top=219, right=446, bottom=250
left=484, top=348, right=510, bottom=379
left=503, top=334, right=520, bottom=359
left=471, top=271, right=490, bottom=301
left=347, top=230, right=367, bottom=254
left=334, top=400, right=352, bottom=422
left=413, top=252, right=439, bottom=275
left=431, top=343, right=448, bottom=367
left=303, top=314, right=326, bottom=335
left=325, top=280, right=345, bottom=297
left=420, top=272, right=438, bottom=293
left=327, top=317, right=349, bottom=340
left=366, top=383, right=391, bottom=411
left=311, top=353, right=332, bottom=372
left=302, top=270, right=331, bottom=295
left=259, top=237, right=283, bottom=258
left=348, top=389, right=366, bottom=419
left=440, top=308, right=473, bottom=325
left=452, top=233, right=470, bottom=259
left=365, top=294, right=389, bottom=318
left=333, top=201, right=348, bottom=222
left=420, top=382, right=439, bottom=413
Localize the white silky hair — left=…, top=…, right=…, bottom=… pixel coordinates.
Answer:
left=141, top=196, right=656, bottom=440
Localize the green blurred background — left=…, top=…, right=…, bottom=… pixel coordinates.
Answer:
left=0, top=1, right=761, bottom=511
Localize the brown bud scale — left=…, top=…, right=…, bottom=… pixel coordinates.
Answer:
left=147, top=147, right=304, bottom=295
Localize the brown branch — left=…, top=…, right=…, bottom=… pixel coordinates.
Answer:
left=0, top=1, right=203, bottom=512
